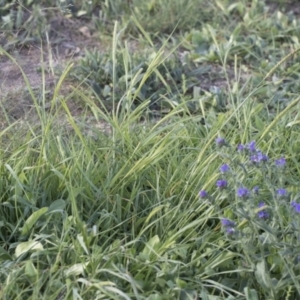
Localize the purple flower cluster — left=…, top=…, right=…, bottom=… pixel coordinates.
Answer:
left=220, top=164, right=230, bottom=173
left=237, top=187, right=250, bottom=199
left=257, top=202, right=269, bottom=219
left=291, top=201, right=300, bottom=213
left=277, top=188, right=288, bottom=198
left=216, top=137, right=226, bottom=148
left=221, top=218, right=236, bottom=234
left=199, top=190, right=208, bottom=199
left=248, top=141, right=256, bottom=152
left=216, top=179, right=228, bottom=189
left=237, top=141, right=256, bottom=153
left=237, top=144, right=245, bottom=151
left=275, top=157, right=286, bottom=168
left=250, top=151, right=268, bottom=164
left=237, top=141, right=269, bottom=164
left=199, top=138, right=293, bottom=235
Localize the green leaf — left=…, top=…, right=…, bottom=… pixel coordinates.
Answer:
left=176, top=278, right=187, bottom=288
left=64, top=262, right=88, bottom=277
left=254, top=115, right=265, bottom=131
left=77, top=234, right=89, bottom=255
left=147, top=295, right=163, bottom=300
left=255, top=260, right=271, bottom=291
left=76, top=10, right=87, bottom=17
left=15, top=241, right=43, bottom=258
left=25, top=260, right=38, bottom=279
left=0, top=246, right=13, bottom=261
left=286, top=119, right=300, bottom=127
left=142, top=235, right=160, bottom=256
left=144, top=205, right=164, bottom=224
left=47, top=199, right=66, bottom=214
left=179, top=289, right=198, bottom=300
left=206, top=251, right=237, bottom=270
left=20, top=207, right=48, bottom=236
left=244, top=287, right=259, bottom=300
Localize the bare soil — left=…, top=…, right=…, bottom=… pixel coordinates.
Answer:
left=0, top=17, right=106, bottom=124
left=0, top=14, right=241, bottom=132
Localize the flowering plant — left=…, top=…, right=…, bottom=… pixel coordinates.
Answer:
left=199, top=137, right=300, bottom=299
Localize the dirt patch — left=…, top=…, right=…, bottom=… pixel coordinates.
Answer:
left=0, top=15, right=235, bottom=131
left=265, top=1, right=300, bottom=15
left=1, top=31, right=99, bottom=88
left=0, top=17, right=106, bottom=123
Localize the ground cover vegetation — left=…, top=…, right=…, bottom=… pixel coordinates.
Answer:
left=1, top=0, right=300, bottom=299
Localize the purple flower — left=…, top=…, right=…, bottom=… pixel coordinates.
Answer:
left=237, top=187, right=250, bottom=199
left=221, top=218, right=236, bottom=227
left=199, top=190, right=208, bottom=199
left=216, top=137, right=226, bottom=147
left=253, top=186, right=259, bottom=195
left=221, top=218, right=237, bottom=235
left=277, top=188, right=287, bottom=197
left=250, top=151, right=268, bottom=164
left=257, top=202, right=269, bottom=219
left=248, top=141, right=256, bottom=152
left=225, top=227, right=236, bottom=234
left=291, top=201, right=300, bottom=213
left=220, top=164, right=230, bottom=173
left=237, top=144, right=245, bottom=151
left=216, top=179, right=228, bottom=189
left=250, top=154, right=259, bottom=163
left=275, top=157, right=286, bottom=168
left=259, top=152, right=268, bottom=162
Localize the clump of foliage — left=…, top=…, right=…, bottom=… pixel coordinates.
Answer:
left=1, top=0, right=56, bottom=47
left=181, top=1, right=300, bottom=111
left=89, top=0, right=216, bottom=35
left=199, top=138, right=300, bottom=299
left=0, top=0, right=95, bottom=48
left=72, top=48, right=230, bottom=115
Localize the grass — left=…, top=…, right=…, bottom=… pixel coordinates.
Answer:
left=1, top=0, right=300, bottom=299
